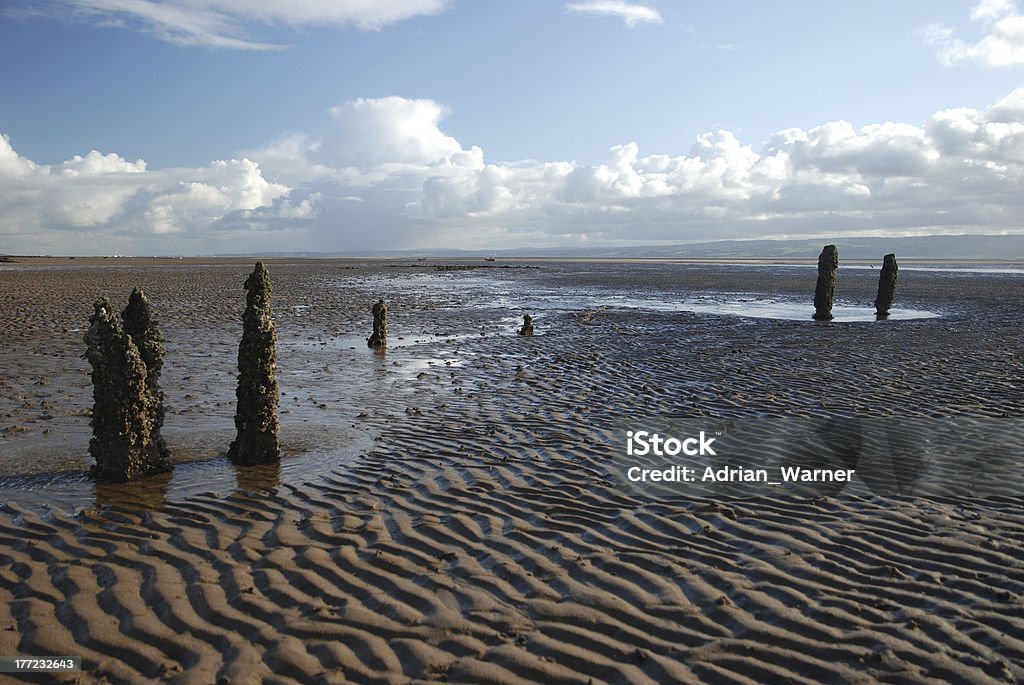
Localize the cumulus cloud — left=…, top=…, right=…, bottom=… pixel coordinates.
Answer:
left=0, top=134, right=39, bottom=176
left=7, top=89, right=1024, bottom=254
left=0, top=136, right=302, bottom=253
left=921, top=0, right=1024, bottom=68
left=564, top=1, right=663, bottom=27
left=320, top=97, right=469, bottom=168
left=40, top=0, right=449, bottom=49
left=239, top=91, right=1024, bottom=250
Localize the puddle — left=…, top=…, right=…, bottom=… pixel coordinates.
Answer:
left=0, top=423, right=374, bottom=513
left=747, top=263, right=1024, bottom=276
left=336, top=272, right=941, bottom=322
left=624, top=297, right=939, bottom=322
left=281, top=331, right=480, bottom=352
left=480, top=291, right=939, bottom=322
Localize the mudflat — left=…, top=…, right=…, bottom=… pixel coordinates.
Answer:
left=1, top=257, right=1022, bottom=684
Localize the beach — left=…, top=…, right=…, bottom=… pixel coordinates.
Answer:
left=1, top=257, right=1023, bottom=683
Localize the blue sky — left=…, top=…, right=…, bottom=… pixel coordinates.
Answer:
left=2, top=0, right=1024, bottom=254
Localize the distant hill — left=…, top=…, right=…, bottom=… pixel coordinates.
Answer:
left=608, top=235, right=1024, bottom=260
left=219, top=235, right=1024, bottom=260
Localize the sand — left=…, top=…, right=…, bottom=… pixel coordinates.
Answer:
left=1, top=257, right=1023, bottom=684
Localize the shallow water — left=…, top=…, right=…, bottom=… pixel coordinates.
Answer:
left=485, top=291, right=939, bottom=322
left=352, top=271, right=940, bottom=322
left=772, top=263, right=1024, bottom=276
left=0, top=424, right=374, bottom=512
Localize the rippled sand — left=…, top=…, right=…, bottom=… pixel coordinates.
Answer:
left=1, top=257, right=1022, bottom=684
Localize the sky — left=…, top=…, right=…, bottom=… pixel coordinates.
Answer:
left=2, top=0, right=1024, bottom=255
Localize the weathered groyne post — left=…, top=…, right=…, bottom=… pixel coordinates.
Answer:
left=122, top=288, right=170, bottom=464
left=518, top=314, right=534, bottom=336
left=367, top=298, right=387, bottom=348
left=84, top=297, right=169, bottom=481
left=228, top=262, right=281, bottom=465
left=812, top=244, right=839, bottom=320
left=874, top=253, right=898, bottom=319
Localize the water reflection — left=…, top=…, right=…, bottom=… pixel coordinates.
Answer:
left=87, top=456, right=283, bottom=510
left=1, top=424, right=370, bottom=516
left=340, top=271, right=943, bottom=322
left=233, top=459, right=281, bottom=494
left=93, top=469, right=172, bottom=510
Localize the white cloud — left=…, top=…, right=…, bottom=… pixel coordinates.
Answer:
left=0, top=140, right=297, bottom=252
left=922, top=0, right=1024, bottom=68
left=972, top=0, right=1017, bottom=22
left=241, top=91, right=1024, bottom=249
left=60, top=150, right=147, bottom=176
left=7, top=89, right=1024, bottom=253
left=707, top=43, right=742, bottom=52
left=564, top=1, right=663, bottom=27
left=320, top=97, right=468, bottom=168
left=48, top=0, right=449, bottom=50
left=0, top=134, right=39, bottom=176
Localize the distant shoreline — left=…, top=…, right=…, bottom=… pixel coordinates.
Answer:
left=4, top=254, right=1024, bottom=267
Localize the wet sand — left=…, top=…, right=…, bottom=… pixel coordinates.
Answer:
left=1, top=257, right=1023, bottom=683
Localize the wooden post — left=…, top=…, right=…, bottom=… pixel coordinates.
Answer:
left=813, top=245, right=839, bottom=320
left=228, top=262, right=281, bottom=465
left=368, top=299, right=388, bottom=348
left=84, top=297, right=169, bottom=480
left=874, top=253, right=898, bottom=319
left=122, top=288, right=169, bottom=466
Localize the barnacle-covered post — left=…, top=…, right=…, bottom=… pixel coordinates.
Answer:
left=812, top=244, right=839, bottom=321
left=367, top=298, right=387, bottom=348
left=84, top=297, right=169, bottom=481
left=874, top=253, right=898, bottom=319
left=228, top=262, right=281, bottom=465
left=122, top=288, right=170, bottom=464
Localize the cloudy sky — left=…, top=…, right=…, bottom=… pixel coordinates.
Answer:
left=2, top=0, right=1024, bottom=255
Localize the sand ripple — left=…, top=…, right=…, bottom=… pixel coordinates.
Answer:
left=2, top=259, right=1023, bottom=683
left=2, top=412, right=1023, bottom=683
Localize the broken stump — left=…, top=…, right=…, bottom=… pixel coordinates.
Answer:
left=84, top=297, right=169, bottom=481
left=874, top=253, right=898, bottom=319
left=228, top=262, right=281, bottom=465
left=368, top=299, right=388, bottom=348
left=813, top=244, right=839, bottom=320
